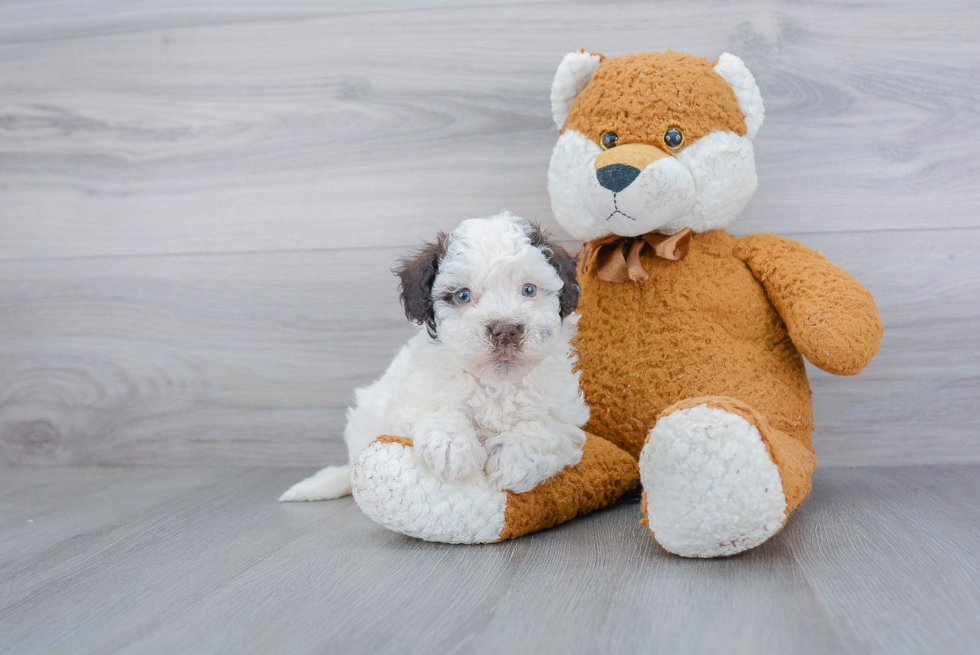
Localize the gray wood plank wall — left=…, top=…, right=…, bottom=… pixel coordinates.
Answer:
left=1, top=0, right=978, bottom=467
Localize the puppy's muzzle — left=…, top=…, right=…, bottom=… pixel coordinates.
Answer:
left=488, top=322, right=525, bottom=349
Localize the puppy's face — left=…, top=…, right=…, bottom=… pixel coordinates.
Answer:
left=395, top=212, right=579, bottom=382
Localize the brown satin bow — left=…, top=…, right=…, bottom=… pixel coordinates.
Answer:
left=579, top=227, right=693, bottom=284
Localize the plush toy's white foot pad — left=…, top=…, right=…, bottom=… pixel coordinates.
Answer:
left=351, top=438, right=507, bottom=544
left=640, top=404, right=787, bottom=558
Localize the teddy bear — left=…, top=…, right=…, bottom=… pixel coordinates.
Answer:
left=548, top=49, right=882, bottom=556
left=347, top=49, right=882, bottom=557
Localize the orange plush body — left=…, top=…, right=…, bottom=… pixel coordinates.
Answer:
left=576, top=230, right=882, bottom=525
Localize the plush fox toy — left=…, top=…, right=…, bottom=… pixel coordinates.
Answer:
left=350, top=50, right=882, bottom=557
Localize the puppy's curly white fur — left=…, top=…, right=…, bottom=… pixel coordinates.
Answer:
left=280, top=211, right=589, bottom=501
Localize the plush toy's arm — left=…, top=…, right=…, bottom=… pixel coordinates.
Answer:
left=734, top=233, right=883, bottom=375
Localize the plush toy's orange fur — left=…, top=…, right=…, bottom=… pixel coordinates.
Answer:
left=497, top=433, right=639, bottom=541
left=564, top=51, right=747, bottom=145
left=576, top=230, right=882, bottom=465
left=584, top=231, right=882, bottom=540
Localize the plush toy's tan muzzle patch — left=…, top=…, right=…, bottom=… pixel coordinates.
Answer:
left=594, top=143, right=669, bottom=171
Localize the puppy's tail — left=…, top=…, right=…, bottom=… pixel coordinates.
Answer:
left=279, top=465, right=351, bottom=502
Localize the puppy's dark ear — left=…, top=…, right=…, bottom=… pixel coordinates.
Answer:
left=393, top=232, right=448, bottom=338
left=525, top=222, right=580, bottom=318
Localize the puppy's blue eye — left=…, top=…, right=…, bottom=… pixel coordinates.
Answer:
left=454, top=288, right=472, bottom=304
left=521, top=284, right=537, bottom=298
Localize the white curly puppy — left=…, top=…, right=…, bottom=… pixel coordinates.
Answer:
left=280, top=211, right=588, bottom=501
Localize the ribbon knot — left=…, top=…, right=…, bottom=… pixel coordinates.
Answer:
left=579, top=227, right=693, bottom=285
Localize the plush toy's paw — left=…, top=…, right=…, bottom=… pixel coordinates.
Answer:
left=413, top=426, right=487, bottom=483
left=640, top=400, right=788, bottom=558
left=351, top=433, right=640, bottom=544
left=353, top=436, right=508, bottom=544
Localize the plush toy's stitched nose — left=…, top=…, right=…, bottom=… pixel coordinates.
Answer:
left=489, top=323, right=524, bottom=348
left=596, top=164, right=641, bottom=193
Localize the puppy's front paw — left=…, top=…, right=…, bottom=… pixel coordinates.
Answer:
left=414, top=428, right=487, bottom=483
left=485, top=441, right=554, bottom=494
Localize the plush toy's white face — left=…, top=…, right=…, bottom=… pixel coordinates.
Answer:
left=547, top=51, right=765, bottom=240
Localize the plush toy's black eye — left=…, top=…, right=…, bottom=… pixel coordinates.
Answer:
left=600, top=131, right=619, bottom=150
left=664, top=127, right=684, bottom=150
left=453, top=288, right=472, bottom=304
left=521, top=283, right=537, bottom=298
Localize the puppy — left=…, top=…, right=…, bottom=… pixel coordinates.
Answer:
left=280, top=211, right=589, bottom=501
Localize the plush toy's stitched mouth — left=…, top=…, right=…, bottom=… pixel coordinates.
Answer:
left=606, top=192, right=635, bottom=222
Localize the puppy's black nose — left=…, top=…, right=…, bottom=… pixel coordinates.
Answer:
left=489, top=323, right=524, bottom=348
left=596, top=164, right=641, bottom=193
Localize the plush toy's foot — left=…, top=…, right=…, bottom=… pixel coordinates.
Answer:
left=640, top=396, right=816, bottom=558
left=351, top=433, right=639, bottom=544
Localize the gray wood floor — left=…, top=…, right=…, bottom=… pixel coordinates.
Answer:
left=1, top=464, right=978, bottom=654
left=1, top=0, right=979, bottom=468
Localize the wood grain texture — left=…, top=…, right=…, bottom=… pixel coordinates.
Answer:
left=0, top=246, right=414, bottom=467
left=1, top=0, right=978, bottom=468
left=1, top=0, right=979, bottom=259
left=1, top=228, right=977, bottom=467
left=0, top=465, right=978, bottom=654
left=789, top=465, right=980, bottom=654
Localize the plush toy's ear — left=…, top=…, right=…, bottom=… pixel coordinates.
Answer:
left=551, top=50, right=603, bottom=130
left=393, top=233, right=448, bottom=339
left=714, top=53, right=765, bottom=139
